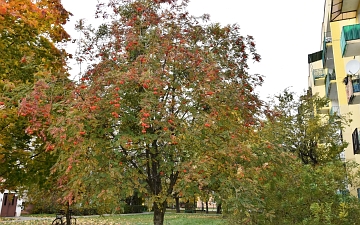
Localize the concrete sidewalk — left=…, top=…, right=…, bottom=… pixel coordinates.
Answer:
left=1, top=216, right=52, bottom=223
left=1, top=213, right=153, bottom=223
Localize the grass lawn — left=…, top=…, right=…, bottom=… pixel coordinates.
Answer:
left=0, top=217, right=15, bottom=222
left=11, top=212, right=227, bottom=225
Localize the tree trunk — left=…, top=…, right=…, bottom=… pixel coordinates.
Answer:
left=153, top=201, right=167, bottom=225
left=216, top=203, right=222, bottom=214
left=66, top=202, right=71, bottom=225
left=205, top=201, right=208, bottom=214
left=66, top=212, right=70, bottom=225
left=175, top=197, right=180, bottom=213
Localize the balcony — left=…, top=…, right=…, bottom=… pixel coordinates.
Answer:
left=329, top=106, right=341, bottom=124
left=340, top=24, right=360, bottom=57
left=353, top=80, right=360, bottom=92
left=308, top=51, right=323, bottom=64
left=313, top=68, right=327, bottom=86
left=324, top=31, right=332, bottom=43
left=317, top=103, right=330, bottom=114
left=331, top=0, right=358, bottom=22
left=323, top=32, right=334, bottom=69
left=352, top=128, right=360, bottom=154
left=330, top=106, right=340, bottom=116
left=345, top=75, right=360, bottom=104
left=325, top=70, right=336, bottom=98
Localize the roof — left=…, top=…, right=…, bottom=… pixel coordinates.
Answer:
left=330, top=0, right=358, bottom=21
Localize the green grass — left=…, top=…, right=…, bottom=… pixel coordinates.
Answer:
left=10, top=212, right=227, bottom=225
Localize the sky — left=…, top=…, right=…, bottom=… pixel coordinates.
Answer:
left=61, top=0, right=325, bottom=100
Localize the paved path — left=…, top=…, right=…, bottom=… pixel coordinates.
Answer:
left=0, top=216, right=52, bottom=223
left=1, top=213, right=153, bottom=223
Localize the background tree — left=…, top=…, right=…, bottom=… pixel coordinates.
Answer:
left=263, top=89, right=349, bottom=165
left=21, top=0, right=264, bottom=224
left=0, top=0, right=71, bottom=193
left=226, top=89, right=360, bottom=225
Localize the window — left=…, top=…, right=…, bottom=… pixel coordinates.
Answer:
left=3, top=194, right=7, bottom=206
left=352, top=128, right=360, bottom=154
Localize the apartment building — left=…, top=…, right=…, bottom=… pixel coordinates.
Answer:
left=308, top=0, right=360, bottom=197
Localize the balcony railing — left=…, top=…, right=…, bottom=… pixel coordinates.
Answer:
left=326, top=74, right=330, bottom=97
left=353, top=80, right=360, bottom=93
left=313, top=68, right=326, bottom=79
left=323, top=32, right=332, bottom=67
left=324, top=31, right=332, bottom=43
left=340, top=24, right=360, bottom=57
left=323, top=36, right=327, bottom=67
left=329, top=69, right=336, bottom=81
left=330, top=106, right=340, bottom=116
left=313, top=68, right=327, bottom=85
left=325, top=70, right=336, bottom=97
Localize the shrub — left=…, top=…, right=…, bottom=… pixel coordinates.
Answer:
left=123, top=205, right=148, bottom=214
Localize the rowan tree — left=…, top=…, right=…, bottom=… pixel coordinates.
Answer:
left=21, top=0, right=263, bottom=224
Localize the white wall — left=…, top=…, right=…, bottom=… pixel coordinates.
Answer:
left=0, top=192, right=3, bottom=215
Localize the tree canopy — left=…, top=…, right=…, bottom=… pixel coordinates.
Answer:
left=262, top=90, right=349, bottom=165
left=20, top=0, right=264, bottom=224
left=0, top=0, right=71, bottom=191
left=3, top=1, right=360, bottom=225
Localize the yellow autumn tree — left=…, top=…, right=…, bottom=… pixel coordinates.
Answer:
left=0, top=0, right=71, bottom=191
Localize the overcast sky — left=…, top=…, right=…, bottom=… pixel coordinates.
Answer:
left=61, top=0, right=325, bottom=100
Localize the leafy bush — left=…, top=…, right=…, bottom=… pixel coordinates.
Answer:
left=71, top=207, right=99, bottom=216
left=123, top=205, right=148, bottom=214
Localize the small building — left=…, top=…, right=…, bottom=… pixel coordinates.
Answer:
left=0, top=190, right=23, bottom=217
